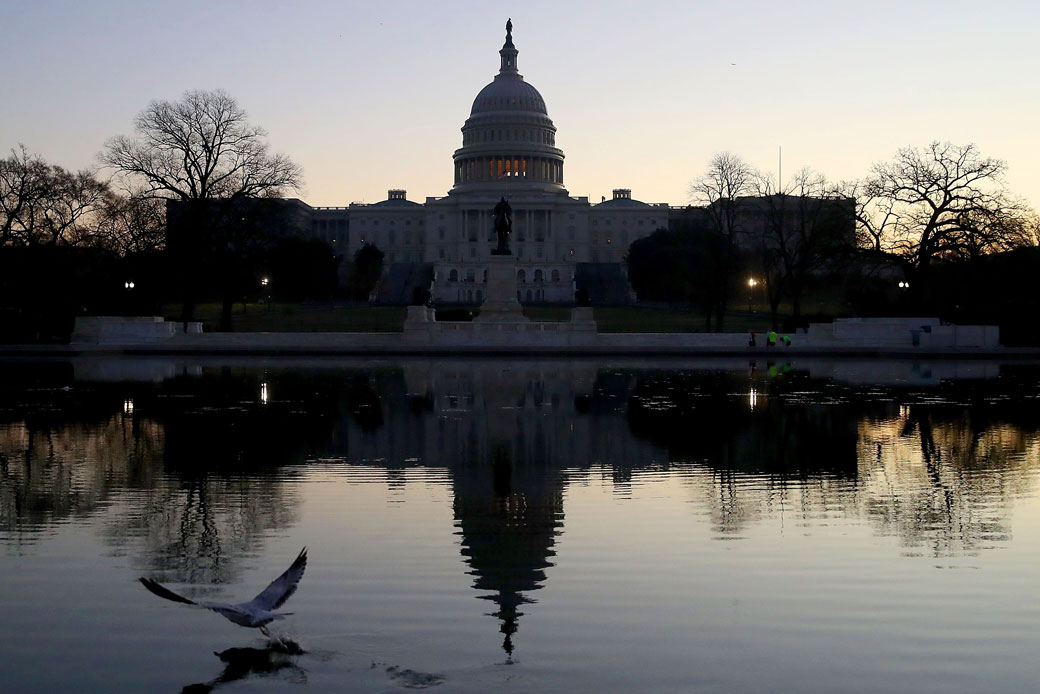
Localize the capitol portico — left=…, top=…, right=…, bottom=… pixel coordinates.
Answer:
left=303, top=21, right=669, bottom=305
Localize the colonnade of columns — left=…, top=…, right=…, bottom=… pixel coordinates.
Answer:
left=455, top=156, right=563, bottom=185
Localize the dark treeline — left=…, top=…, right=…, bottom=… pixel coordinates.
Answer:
left=1, top=89, right=353, bottom=340
left=628, top=144, right=1040, bottom=342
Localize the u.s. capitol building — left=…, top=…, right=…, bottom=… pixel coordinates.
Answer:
left=295, top=21, right=669, bottom=305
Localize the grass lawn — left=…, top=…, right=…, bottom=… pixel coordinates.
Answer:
left=165, top=301, right=811, bottom=334
left=593, top=306, right=774, bottom=333
left=164, top=303, right=406, bottom=332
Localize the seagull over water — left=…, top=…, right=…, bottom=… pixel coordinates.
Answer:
left=140, top=548, right=307, bottom=637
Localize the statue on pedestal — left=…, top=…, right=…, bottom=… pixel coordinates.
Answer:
left=492, top=196, right=512, bottom=255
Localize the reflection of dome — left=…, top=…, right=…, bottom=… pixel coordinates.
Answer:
left=451, top=20, right=566, bottom=193
left=453, top=446, right=564, bottom=659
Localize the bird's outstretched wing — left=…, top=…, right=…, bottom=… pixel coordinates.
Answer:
left=246, top=547, right=308, bottom=611
left=139, top=577, right=198, bottom=606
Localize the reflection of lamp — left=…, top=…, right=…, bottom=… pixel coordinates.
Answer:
left=260, top=382, right=269, bottom=405
left=123, top=398, right=134, bottom=415
left=748, top=388, right=757, bottom=411
left=124, top=280, right=135, bottom=290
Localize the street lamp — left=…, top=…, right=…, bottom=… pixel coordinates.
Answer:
left=898, top=281, right=910, bottom=289
left=124, top=280, right=135, bottom=316
left=747, top=277, right=758, bottom=312
left=260, top=276, right=271, bottom=309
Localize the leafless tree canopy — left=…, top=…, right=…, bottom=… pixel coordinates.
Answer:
left=0, top=145, right=109, bottom=247
left=684, top=153, right=760, bottom=330
left=102, top=89, right=302, bottom=202
left=749, top=168, right=852, bottom=320
left=690, top=152, right=757, bottom=241
left=93, top=189, right=166, bottom=255
left=857, top=142, right=1028, bottom=270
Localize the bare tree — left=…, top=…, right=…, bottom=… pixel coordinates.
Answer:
left=837, top=178, right=903, bottom=255
left=1, top=145, right=109, bottom=247
left=688, top=152, right=757, bottom=330
left=1019, top=210, right=1040, bottom=247
left=0, top=145, right=48, bottom=246
left=94, top=189, right=166, bottom=256
left=103, top=89, right=301, bottom=202
left=35, top=168, right=109, bottom=247
left=862, top=142, right=1022, bottom=288
left=953, top=196, right=1035, bottom=260
left=752, top=168, right=853, bottom=325
left=102, top=89, right=303, bottom=329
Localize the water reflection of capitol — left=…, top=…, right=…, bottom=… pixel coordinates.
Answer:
left=2, top=358, right=1039, bottom=656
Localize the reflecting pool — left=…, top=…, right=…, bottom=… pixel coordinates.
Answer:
left=2, top=356, right=1039, bottom=693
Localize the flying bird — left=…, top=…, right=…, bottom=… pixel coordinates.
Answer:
left=140, top=548, right=308, bottom=637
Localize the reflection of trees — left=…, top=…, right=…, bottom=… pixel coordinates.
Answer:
left=0, top=413, right=164, bottom=540
left=626, top=369, right=859, bottom=476
left=0, top=362, right=162, bottom=539
left=857, top=401, right=1039, bottom=557
left=622, top=369, right=860, bottom=535
left=619, top=368, right=1040, bottom=553
left=0, top=365, right=381, bottom=584
left=103, top=368, right=364, bottom=583
left=5, top=355, right=1040, bottom=609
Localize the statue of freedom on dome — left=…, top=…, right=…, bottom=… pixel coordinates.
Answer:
left=506, top=18, right=512, bottom=41
left=492, top=196, right=512, bottom=255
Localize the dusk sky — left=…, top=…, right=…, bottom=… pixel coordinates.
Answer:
left=3, top=0, right=1038, bottom=208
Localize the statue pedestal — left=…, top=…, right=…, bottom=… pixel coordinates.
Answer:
left=475, top=255, right=527, bottom=323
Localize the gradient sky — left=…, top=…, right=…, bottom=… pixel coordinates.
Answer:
left=3, top=0, right=1038, bottom=209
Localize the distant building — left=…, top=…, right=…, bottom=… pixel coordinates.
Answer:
left=265, top=22, right=663, bottom=305
left=186, top=21, right=849, bottom=304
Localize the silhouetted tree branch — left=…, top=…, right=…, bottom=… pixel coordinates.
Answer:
left=753, top=168, right=853, bottom=324
left=688, top=152, right=757, bottom=331
left=102, top=90, right=303, bottom=329
left=1, top=145, right=109, bottom=247
left=859, top=142, right=1024, bottom=294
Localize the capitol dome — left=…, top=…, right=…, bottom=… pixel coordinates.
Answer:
left=451, top=20, right=565, bottom=193
left=470, top=78, right=547, bottom=115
